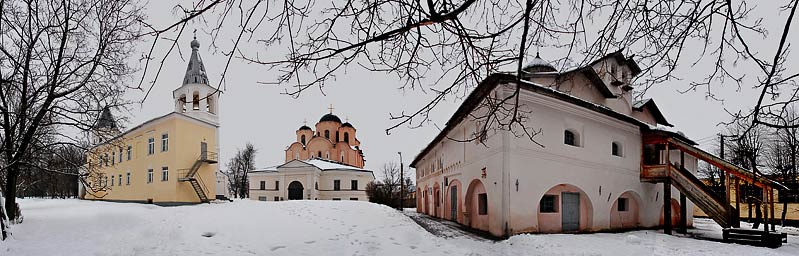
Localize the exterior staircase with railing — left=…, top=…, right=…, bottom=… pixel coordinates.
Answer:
left=178, top=151, right=218, bottom=203
left=641, top=130, right=787, bottom=247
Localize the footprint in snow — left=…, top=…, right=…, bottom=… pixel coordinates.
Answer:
left=270, top=245, right=286, bottom=251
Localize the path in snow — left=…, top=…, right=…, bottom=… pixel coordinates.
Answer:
left=403, top=210, right=495, bottom=241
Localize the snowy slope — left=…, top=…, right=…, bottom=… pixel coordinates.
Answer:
left=1, top=199, right=798, bottom=255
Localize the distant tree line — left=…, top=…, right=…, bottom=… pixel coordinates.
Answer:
left=366, top=162, right=415, bottom=209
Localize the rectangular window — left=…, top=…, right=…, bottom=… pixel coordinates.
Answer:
left=617, top=198, right=628, bottom=212
left=147, top=169, right=153, bottom=183
left=161, top=167, right=169, bottom=181
left=478, top=193, right=488, bottom=215
left=540, top=195, right=557, bottom=213
left=334, top=180, right=341, bottom=191
left=274, top=196, right=280, bottom=201
left=351, top=180, right=358, bottom=190
left=260, top=181, right=266, bottom=190
left=332, top=198, right=341, bottom=201
left=118, top=149, right=123, bottom=163
left=110, top=174, right=114, bottom=186
left=258, top=196, right=267, bottom=201
left=275, top=180, right=279, bottom=190
left=349, top=198, right=358, bottom=201
left=147, top=138, right=155, bottom=155
left=104, top=153, right=108, bottom=166
left=118, top=175, right=122, bottom=186
left=111, top=152, right=115, bottom=166
left=161, top=133, right=169, bottom=152
left=126, top=172, right=131, bottom=185
left=127, top=146, right=132, bottom=160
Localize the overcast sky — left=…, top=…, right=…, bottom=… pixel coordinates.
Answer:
left=119, top=1, right=796, bottom=176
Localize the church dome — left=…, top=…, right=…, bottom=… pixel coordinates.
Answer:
left=319, top=113, right=342, bottom=123
left=523, top=53, right=556, bottom=73
left=341, top=122, right=354, bottom=128
left=299, top=125, right=312, bottom=131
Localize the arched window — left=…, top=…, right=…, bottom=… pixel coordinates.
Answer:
left=325, top=151, right=330, bottom=159
left=324, top=130, right=330, bottom=139
left=192, top=92, right=200, bottom=110
left=317, top=151, right=322, bottom=158
left=612, top=142, right=622, bottom=157
left=344, top=132, right=349, bottom=143
left=301, top=135, right=306, bottom=145
left=206, top=94, right=215, bottom=113
left=341, top=151, right=345, bottom=162
left=336, top=131, right=339, bottom=142
left=178, top=95, right=187, bottom=112
left=564, top=130, right=578, bottom=146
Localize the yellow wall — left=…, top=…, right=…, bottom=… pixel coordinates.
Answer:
left=84, top=113, right=218, bottom=204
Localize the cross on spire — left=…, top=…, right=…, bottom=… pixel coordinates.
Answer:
left=328, top=104, right=334, bottom=114
left=303, top=119, right=307, bottom=125
left=193, top=29, right=197, bottom=40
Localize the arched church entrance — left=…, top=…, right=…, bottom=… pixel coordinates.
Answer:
left=288, top=181, right=304, bottom=200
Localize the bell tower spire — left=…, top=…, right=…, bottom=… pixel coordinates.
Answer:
left=173, top=35, right=220, bottom=126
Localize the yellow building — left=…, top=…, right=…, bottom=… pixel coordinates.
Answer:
left=81, top=37, right=220, bottom=205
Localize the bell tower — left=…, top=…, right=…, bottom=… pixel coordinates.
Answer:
left=172, top=35, right=220, bottom=125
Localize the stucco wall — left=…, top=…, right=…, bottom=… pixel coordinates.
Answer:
left=414, top=84, right=697, bottom=236
left=85, top=114, right=218, bottom=203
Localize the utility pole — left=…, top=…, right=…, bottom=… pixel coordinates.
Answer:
left=398, top=152, right=404, bottom=211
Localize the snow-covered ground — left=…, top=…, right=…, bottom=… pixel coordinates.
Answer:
left=1, top=199, right=798, bottom=255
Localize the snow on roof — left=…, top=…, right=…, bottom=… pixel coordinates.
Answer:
left=305, top=159, right=370, bottom=172
left=251, top=165, right=278, bottom=173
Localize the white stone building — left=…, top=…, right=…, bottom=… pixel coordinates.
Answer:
left=411, top=51, right=720, bottom=237
left=249, top=159, right=374, bottom=201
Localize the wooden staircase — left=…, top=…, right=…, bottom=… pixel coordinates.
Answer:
left=179, top=151, right=218, bottom=203
left=642, top=130, right=788, bottom=247
left=641, top=163, right=739, bottom=228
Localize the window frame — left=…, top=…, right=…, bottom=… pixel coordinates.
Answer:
left=260, top=181, right=266, bottom=190
left=147, top=137, right=155, bottom=155
left=477, top=193, right=488, bottom=215
left=611, top=142, right=623, bottom=157
left=564, top=130, right=578, bottom=147
left=126, top=172, right=131, bottom=185
left=126, top=145, right=132, bottom=160
left=161, top=133, right=169, bottom=152
left=334, top=180, right=341, bottom=191
left=147, top=169, right=154, bottom=183
left=161, top=166, right=169, bottom=181
left=351, top=180, right=358, bottom=190
left=617, top=197, right=629, bottom=212
left=540, top=194, right=558, bottom=213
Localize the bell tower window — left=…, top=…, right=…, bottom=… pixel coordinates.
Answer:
left=344, top=132, right=349, bottom=143
left=192, top=92, right=200, bottom=110
left=301, top=135, right=306, bottom=145
left=324, top=130, right=330, bottom=139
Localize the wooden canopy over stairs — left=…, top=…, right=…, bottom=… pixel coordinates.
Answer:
left=641, top=130, right=788, bottom=247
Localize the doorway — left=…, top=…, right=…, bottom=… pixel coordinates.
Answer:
left=450, top=185, right=457, bottom=221
left=288, top=181, right=304, bottom=200
left=562, top=192, right=580, bottom=232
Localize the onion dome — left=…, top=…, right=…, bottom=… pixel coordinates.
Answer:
left=523, top=53, right=556, bottom=73
left=341, top=122, right=354, bottom=128
left=319, top=113, right=342, bottom=123
left=299, top=125, right=312, bottom=131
